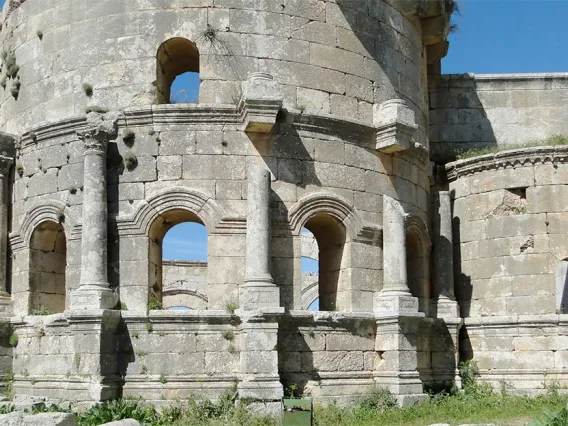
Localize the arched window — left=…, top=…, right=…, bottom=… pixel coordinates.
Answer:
left=148, top=211, right=208, bottom=310
left=156, top=38, right=200, bottom=104
left=302, top=214, right=347, bottom=311
left=29, top=221, right=66, bottom=314
left=407, top=231, right=430, bottom=315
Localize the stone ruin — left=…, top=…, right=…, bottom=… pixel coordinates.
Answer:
left=0, top=0, right=563, bottom=409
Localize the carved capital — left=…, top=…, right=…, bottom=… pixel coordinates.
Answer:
left=374, top=99, right=418, bottom=153
left=240, top=73, right=283, bottom=133
left=0, top=155, right=13, bottom=176
left=77, top=112, right=118, bottom=154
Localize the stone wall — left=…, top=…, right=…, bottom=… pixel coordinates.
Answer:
left=0, top=0, right=428, bottom=140
left=0, top=0, right=456, bottom=406
left=162, top=261, right=207, bottom=310
left=447, top=146, right=568, bottom=389
left=430, top=73, right=568, bottom=162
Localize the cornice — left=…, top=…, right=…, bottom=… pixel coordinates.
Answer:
left=445, top=145, right=568, bottom=181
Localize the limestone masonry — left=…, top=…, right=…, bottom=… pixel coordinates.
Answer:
left=0, top=0, right=564, bottom=408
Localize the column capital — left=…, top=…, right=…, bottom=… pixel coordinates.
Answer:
left=77, top=113, right=118, bottom=153
left=0, top=155, right=13, bottom=176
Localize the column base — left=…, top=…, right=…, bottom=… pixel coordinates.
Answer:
left=436, top=297, right=460, bottom=319
left=374, top=292, right=422, bottom=317
left=70, top=285, right=118, bottom=310
left=240, top=282, right=280, bottom=311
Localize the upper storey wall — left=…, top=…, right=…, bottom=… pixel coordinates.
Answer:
left=0, top=0, right=429, bottom=137
left=430, top=73, right=568, bottom=163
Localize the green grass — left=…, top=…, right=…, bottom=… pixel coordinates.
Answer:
left=454, top=134, right=568, bottom=160
left=314, top=393, right=568, bottom=426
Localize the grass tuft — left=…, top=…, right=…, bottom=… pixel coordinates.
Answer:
left=454, top=134, right=568, bottom=160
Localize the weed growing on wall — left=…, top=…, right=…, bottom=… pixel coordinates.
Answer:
left=8, top=332, right=17, bottom=347
left=122, top=128, right=136, bottom=147
left=454, top=134, right=568, bottom=160
left=82, top=83, right=93, bottom=98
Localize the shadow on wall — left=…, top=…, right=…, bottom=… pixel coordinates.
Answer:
left=429, top=74, right=497, bottom=164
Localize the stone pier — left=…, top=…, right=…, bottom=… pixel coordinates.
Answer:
left=238, top=165, right=283, bottom=403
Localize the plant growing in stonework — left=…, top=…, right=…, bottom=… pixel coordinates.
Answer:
left=82, top=83, right=93, bottom=98
left=122, top=128, right=136, bottom=147
left=224, top=299, right=238, bottom=315
left=222, top=330, right=234, bottom=341
left=159, top=374, right=167, bottom=384
left=123, top=152, right=138, bottom=171
left=10, top=80, right=20, bottom=99
left=8, top=332, right=17, bottom=347
left=85, top=106, right=109, bottom=114
left=147, top=293, right=163, bottom=310
left=146, top=321, right=153, bottom=333
left=30, top=305, right=52, bottom=315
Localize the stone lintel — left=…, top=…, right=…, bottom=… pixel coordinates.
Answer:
left=241, top=72, right=283, bottom=133
left=374, top=100, right=418, bottom=153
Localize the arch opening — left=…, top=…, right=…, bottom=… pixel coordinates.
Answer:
left=149, top=210, right=208, bottom=310
left=29, top=221, right=66, bottom=314
left=406, top=231, right=430, bottom=315
left=156, top=38, right=200, bottom=105
left=302, top=214, right=346, bottom=311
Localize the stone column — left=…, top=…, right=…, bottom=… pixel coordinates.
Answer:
left=238, top=165, right=283, bottom=405
left=70, top=115, right=118, bottom=309
left=375, top=196, right=418, bottom=314
left=240, top=165, right=279, bottom=310
left=0, top=156, right=12, bottom=298
left=0, top=132, right=15, bottom=315
left=432, top=191, right=462, bottom=389
left=433, top=191, right=460, bottom=318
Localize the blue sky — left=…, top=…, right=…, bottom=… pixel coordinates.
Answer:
left=443, top=1, right=568, bottom=74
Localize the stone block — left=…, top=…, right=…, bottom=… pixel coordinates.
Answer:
left=296, top=88, right=330, bottom=115
left=528, top=186, right=568, bottom=213
left=183, top=155, right=245, bottom=180
left=157, top=156, right=182, bottom=181
left=158, top=131, right=196, bottom=156
left=119, top=156, right=157, bottom=183
left=485, top=214, right=547, bottom=238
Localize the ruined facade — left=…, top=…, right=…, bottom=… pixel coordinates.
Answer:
left=0, top=0, right=565, bottom=408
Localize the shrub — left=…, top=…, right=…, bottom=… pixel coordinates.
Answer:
left=357, top=388, right=397, bottom=412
